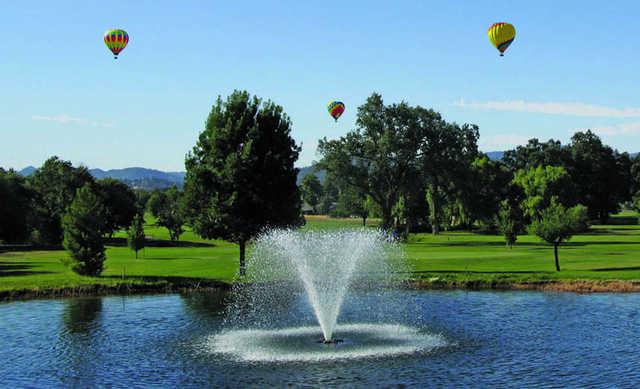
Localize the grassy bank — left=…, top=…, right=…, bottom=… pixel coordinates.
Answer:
left=1, top=213, right=640, bottom=299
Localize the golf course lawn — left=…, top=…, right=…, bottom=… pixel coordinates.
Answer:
left=1, top=212, right=639, bottom=296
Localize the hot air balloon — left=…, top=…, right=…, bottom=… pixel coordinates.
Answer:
left=104, top=29, right=129, bottom=59
left=327, top=101, right=345, bottom=122
left=487, top=22, right=515, bottom=56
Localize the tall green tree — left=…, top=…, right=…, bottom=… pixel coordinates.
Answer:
left=29, top=157, right=94, bottom=245
left=147, top=188, right=186, bottom=242
left=95, top=178, right=137, bottom=237
left=300, top=173, right=323, bottom=214
left=419, top=117, right=479, bottom=234
left=62, top=184, right=106, bottom=276
left=502, top=138, right=571, bottom=172
left=319, top=175, right=339, bottom=215
left=568, top=131, right=632, bottom=223
left=127, top=213, right=146, bottom=259
left=512, top=165, right=571, bottom=221
left=496, top=199, right=523, bottom=248
left=319, top=93, right=468, bottom=231
left=458, top=156, right=513, bottom=228
left=0, top=169, right=33, bottom=243
left=530, top=200, right=588, bottom=271
left=335, top=184, right=371, bottom=226
left=184, top=91, right=303, bottom=275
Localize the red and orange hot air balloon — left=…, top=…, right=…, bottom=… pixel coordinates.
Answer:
left=104, top=29, right=129, bottom=59
left=327, top=101, right=345, bottom=122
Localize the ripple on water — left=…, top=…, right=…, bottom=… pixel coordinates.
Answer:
left=206, top=323, right=447, bottom=362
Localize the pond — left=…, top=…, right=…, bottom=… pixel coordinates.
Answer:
left=1, top=290, right=639, bottom=387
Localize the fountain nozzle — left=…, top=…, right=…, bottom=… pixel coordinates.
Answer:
left=318, top=338, right=343, bottom=344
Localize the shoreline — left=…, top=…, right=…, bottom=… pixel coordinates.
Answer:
left=407, top=279, right=640, bottom=293
left=3, top=278, right=640, bottom=302
left=0, top=279, right=231, bottom=302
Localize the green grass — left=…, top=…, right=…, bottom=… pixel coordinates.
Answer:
left=1, top=213, right=640, bottom=294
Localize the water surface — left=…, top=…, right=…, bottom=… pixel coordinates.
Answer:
left=1, top=290, right=639, bottom=387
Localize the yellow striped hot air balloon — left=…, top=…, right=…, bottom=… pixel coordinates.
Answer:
left=487, top=22, right=515, bottom=56
left=104, top=29, right=129, bottom=59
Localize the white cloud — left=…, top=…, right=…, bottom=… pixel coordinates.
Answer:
left=480, top=133, right=530, bottom=149
left=454, top=99, right=640, bottom=118
left=32, top=114, right=114, bottom=128
left=585, top=122, right=640, bottom=136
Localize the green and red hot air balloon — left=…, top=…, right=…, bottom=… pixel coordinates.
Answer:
left=104, top=29, right=129, bottom=59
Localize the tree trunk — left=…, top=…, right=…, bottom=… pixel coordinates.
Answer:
left=554, top=243, right=560, bottom=271
left=428, top=185, right=441, bottom=235
left=381, top=206, right=393, bottom=231
left=362, top=215, right=367, bottom=227
left=239, top=239, right=246, bottom=276
left=599, top=210, right=608, bottom=225
left=135, top=250, right=138, bottom=259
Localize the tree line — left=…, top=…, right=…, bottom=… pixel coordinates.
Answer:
left=2, top=91, right=640, bottom=275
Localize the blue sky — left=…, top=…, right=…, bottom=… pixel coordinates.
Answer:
left=2, top=0, right=640, bottom=171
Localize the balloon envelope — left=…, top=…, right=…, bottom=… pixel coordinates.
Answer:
left=327, top=101, right=345, bottom=121
left=104, top=29, right=129, bottom=59
left=487, top=22, right=515, bottom=56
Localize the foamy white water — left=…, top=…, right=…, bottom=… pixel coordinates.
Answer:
left=208, top=323, right=447, bottom=362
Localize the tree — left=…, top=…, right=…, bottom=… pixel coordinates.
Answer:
left=127, top=213, right=146, bottom=259
left=319, top=175, right=339, bottom=215
left=0, top=169, right=33, bottom=243
left=419, top=117, right=479, bottom=234
left=512, top=165, right=571, bottom=221
left=335, top=184, right=371, bottom=226
left=496, top=200, right=522, bottom=248
left=502, top=138, right=571, bottom=172
left=62, top=184, right=106, bottom=276
left=148, top=187, right=185, bottom=242
left=458, top=156, right=513, bottom=228
left=319, top=93, right=478, bottom=232
left=29, top=157, right=94, bottom=245
left=300, top=173, right=323, bottom=214
left=568, top=131, right=632, bottom=223
left=184, top=91, right=303, bottom=275
left=95, top=178, right=137, bottom=237
left=530, top=200, right=587, bottom=271
left=134, top=189, right=152, bottom=214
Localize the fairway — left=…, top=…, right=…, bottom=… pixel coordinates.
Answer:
left=1, top=213, right=640, bottom=296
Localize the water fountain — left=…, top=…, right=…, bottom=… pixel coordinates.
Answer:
left=209, top=229, right=446, bottom=362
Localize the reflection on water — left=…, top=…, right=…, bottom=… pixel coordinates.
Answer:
left=62, top=297, right=103, bottom=333
left=0, top=290, right=640, bottom=387
left=180, top=289, right=228, bottom=319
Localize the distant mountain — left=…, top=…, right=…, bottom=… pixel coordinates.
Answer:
left=88, top=167, right=185, bottom=185
left=485, top=151, right=504, bottom=161
left=13, top=150, right=639, bottom=190
left=297, top=165, right=325, bottom=185
left=16, top=166, right=184, bottom=190
left=18, top=166, right=36, bottom=176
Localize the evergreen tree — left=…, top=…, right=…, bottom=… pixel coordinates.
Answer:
left=127, top=213, right=146, bottom=259
left=62, top=184, right=106, bottom=276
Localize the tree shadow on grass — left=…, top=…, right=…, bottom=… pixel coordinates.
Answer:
left=407, top=269, right=554, bottom=275
left=0, top=261, right=53, bottom=277
left=591, top=266, right=640, bottom=272
left=104, top=237, right=215, bottom=248
left=419, top=240, right=633, bottom=249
